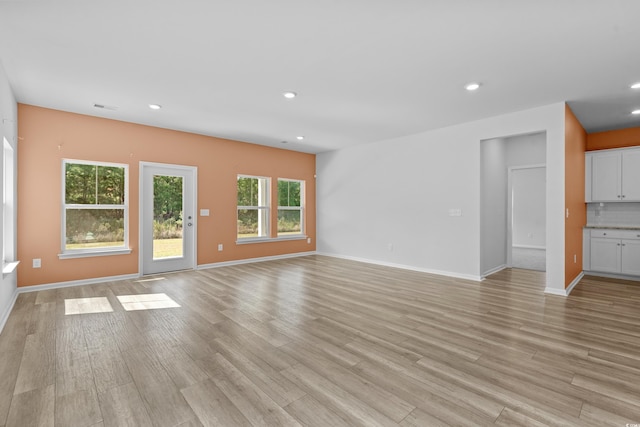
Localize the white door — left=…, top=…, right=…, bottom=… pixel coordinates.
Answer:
left=141, top=162, right=197, bottom=274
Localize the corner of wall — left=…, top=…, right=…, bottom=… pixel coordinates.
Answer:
left=564, top=104, right=587, bottom=288
left=0, top=58, right=19, bottom=326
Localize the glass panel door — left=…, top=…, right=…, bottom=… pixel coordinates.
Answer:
left=153, top=175, right=184, bottom=259
left=141, top=163, right=196, bottom=275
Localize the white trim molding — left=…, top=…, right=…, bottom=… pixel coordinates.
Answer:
left=481, top=264, right=507, bottom=279
left=544, top=272, right=584, bottom=296
left=16, top=273, right=141, bottom=294
left=0, top=288, right=18, bottom=334
left=512, top=244, right=546, bottom=250
left=317, top=252, right=483, bottom=282
left=198, top=251, right=316, bottom=270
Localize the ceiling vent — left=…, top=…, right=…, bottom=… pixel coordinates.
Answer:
left=93, top=103, right=118, bottom=111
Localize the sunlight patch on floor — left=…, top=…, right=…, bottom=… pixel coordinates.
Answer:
left=116, top=293, right=180, bottom=311
left=65, top=297, right=114, bottom=315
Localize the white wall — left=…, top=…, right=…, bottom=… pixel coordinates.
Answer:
left=480, top=138, right=507, bottom=275
left=505, top=132, right=546, bottom=166
left=317, top=103, right=566, bottom=293
left=0, top=59, right=18, bottom=332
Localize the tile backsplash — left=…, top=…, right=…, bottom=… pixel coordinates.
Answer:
left=587, top=202, right=640, bottom=227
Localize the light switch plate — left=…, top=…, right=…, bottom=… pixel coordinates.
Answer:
left=200, top=209, right=210, bottom=216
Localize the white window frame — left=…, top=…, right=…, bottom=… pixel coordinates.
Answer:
left=277, top=178, right=305, bottom=238
left=59, top=159, right=131, bottom=259
left=236, top=175, right=270, bottom=241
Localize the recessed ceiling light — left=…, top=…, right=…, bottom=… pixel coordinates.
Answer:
left=631, top=82, right=640, bottom=89
left=464, top=82, right=481, bottom=91
left=283, top=92, right=297, bottom=99
left=149, top=104, right=162, bottom=110
left=632, top=109, right=640, bottom=115
left=296, top=136, right=305, bottom=140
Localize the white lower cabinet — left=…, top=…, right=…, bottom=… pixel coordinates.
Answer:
left=621, top=239, right=640, bottom=275
left=587, top=229, right=640, bottom=276
left=590, top=237, right=621, bottom=273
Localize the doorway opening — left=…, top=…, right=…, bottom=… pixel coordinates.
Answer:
left=480, top=132, right=547, bottom=277
left=508, top=165, right=546, bottom=271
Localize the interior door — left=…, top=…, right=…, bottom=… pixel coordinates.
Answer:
left=141, top=162, right=196, bottom=274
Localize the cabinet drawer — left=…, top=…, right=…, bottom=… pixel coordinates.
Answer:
left=589, top=229, right=640, bottom=239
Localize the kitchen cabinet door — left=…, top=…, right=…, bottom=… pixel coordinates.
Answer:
left=621, top=239, right=640, bottom=276
left=622, top=150, right=640, bottom=200
left=590, top=237, right=620, bottom=273
left=590, top=152, right=621, bottom=202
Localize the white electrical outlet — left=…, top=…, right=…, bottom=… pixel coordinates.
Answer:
left=307, top=237, right=311, bottom=244
left=217, top=244, right=223, bottom=251
left=33, top=258, right=41, bottom=268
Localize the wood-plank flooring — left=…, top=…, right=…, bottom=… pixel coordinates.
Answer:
left=1, top=255, right=639, bottom=426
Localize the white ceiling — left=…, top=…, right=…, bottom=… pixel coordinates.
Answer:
left=1, top=1, right=640, bottom=154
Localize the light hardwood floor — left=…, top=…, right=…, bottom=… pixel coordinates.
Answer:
left=1, top=255, right=639, bottom=426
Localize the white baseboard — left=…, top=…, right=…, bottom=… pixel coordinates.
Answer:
left=481, top=264, right=507, bottom=279
left=317, top=252, right=483, bottom=282
left=197, top=251, right=317, bottom=270
left=0, top=288, right=19, bottom=334
left=544, top=271, right=584, bottom=296
left=14, top=252, right=318, bottom=295
left=17, top=273, right=141, bottom=294
left=512, top=245, right=546, bottom=250
left=564, top=272, right=584, bottom=295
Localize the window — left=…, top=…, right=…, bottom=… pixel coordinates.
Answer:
left=278, top=179, right=304, bottom=236
left=62, top=160, right=128, bottom=255
left=237, top=175, right=269, bottom=239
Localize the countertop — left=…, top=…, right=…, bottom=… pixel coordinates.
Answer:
left=585, top=225, right=640, bottom=230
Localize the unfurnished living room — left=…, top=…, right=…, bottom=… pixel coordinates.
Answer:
left=1, top=2, right=640, bottom=426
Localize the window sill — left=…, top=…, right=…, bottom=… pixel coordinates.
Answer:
left=58, top=248, right=132, bottom=259
left=2, top=261, right=19, bottom=277
left=236, top=235, right=307, bottom=245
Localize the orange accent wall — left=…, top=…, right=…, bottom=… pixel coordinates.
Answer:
left=587, top=127, right=640, bottom=151
left=564, top=104, right=587, bottom=288
left=17, top=104, right=316, bottom=287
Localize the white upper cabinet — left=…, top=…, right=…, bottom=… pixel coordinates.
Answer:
left=586, top=147, right=640, bottom=202
left=621, top=149, right=640, bottom=200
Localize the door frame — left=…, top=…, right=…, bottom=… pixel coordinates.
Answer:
left=507, top=164, right=545, bottom=267
left=139, top=161, right=198, bottom=275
